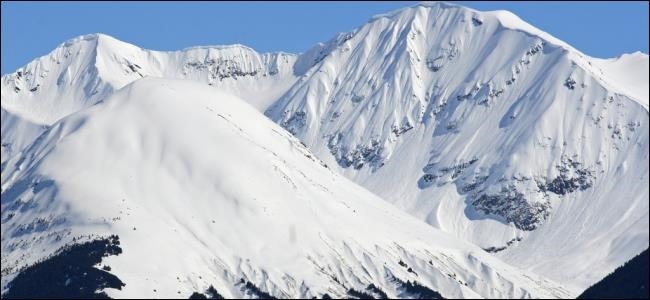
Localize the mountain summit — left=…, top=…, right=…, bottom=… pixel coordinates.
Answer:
left=266, top=2, right=648, bottom=291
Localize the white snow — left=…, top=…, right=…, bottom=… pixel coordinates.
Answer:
left=0, top=78, right=571, bottom=298
left=0, top=33, right=297, bottom=163
left=591, top=51, right=649, bottom=109
left=1, top=1, right=648, bottom=298
left=265, top=1, right=649, bottom=294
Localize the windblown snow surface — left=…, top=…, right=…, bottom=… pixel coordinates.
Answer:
left=1, top=1, right=648, bottom=298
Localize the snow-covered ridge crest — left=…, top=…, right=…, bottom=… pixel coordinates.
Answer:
left=58, top=33, right=106, bottom=47
left=364, top=1, right=648, bottom=109
left=1, top=32, right=299, bottom=163
left=369, top=2, right=572, bottom=50
left=1, top=32, right=298, bottom=123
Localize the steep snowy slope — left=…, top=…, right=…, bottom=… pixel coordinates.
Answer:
left=591, top=51, right=649, bottom=109
left=0, top=78, right=571, bottom=298
left=1, top=33, right=297, bottom=163
left=265, top=2, right=649, bottom=293
left=1, top=108, right=45, bottom=167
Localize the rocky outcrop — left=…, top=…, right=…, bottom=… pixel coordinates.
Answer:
left=472, top=185, right=550, bottom=231
left=327, top=133, right=384, bottom=171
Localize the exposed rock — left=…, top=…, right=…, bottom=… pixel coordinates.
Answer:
left=327, top=133, right=384, bottom=171
left=472, top=185, right=550, bottom=231
left=419, top=158, right=479, bottom=188
left=426, top=56, right=445, bottom=72
left=280, top=111, right=307, bottom=135
left=185, top=58, right=259, bottom=81
left=539, top=155, right=594, bottom=195
left=460, top=175, right=488, bottom=193
left=391, top=121, right=414, bottom=136
left=482, top=237, right=523, bottom=253
left=564, top=77, right=577, bottom=90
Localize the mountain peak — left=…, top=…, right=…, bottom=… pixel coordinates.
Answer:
left=57, top=33, right=136, bottom=51
left=2, top=4, right=647, bottom=298
left=368, top=1, right=573, bottom=56
left=1, top=29, right=303, bottom=134
left=58, top=33, right=103, bottom=47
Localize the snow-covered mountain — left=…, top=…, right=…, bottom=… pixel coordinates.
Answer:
left=1, top=1, right=648, bottom=298
left=1, top=33, right=297, bottom=163
left=0, top=78, right=571, bottom=298
left=265, top=2, right=649, bottom=293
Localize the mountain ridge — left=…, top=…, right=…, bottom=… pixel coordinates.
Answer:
left=1, top=1, right=647, bottom=298
left=263, top=1, right=649, bottom=292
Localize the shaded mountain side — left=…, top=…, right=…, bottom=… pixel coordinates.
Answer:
left=578, top=249, right=649, bottom=299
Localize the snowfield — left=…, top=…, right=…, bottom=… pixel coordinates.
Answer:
left=1, top=1, right=647, bottom=298
left=1, top=78, right=571, bottom=298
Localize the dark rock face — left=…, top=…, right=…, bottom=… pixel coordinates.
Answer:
left=545, top=174, right=589, bottom=195
left=482, top=237, right=523, bottom=253
left=422, top=174, right=437, bottom=183
left=327, top=133, right=384, bottom=171
left=482, top=245, right=507, bottom=253
left=185, top=58, right=260, bottom=81
left=2, top=235, right=124, bottom=299
left=460, top=175, right=488, bottom=194
left=472, top=185, right=550, bottom=231
left=280, top=111, right=307, bottom=135
left=438, top=158, right=478, bottom=179
left=539, top=155, right=594, bottom=195
left=578, top=249, right=649, bottom=299
left=565, top=77, right=577, bottom=90
left=420, top=154, right=595, bottom=231
left=419, top=158, right=479, bottom=188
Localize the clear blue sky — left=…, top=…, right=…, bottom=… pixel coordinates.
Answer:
left=2, top=1, right=648, bottom=75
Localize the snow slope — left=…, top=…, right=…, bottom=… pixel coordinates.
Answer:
left=0, top=78, right=571, bottom=298
left=265, top=1, right=649, bottom=293
left=591, top=51, right=649, bottom=109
